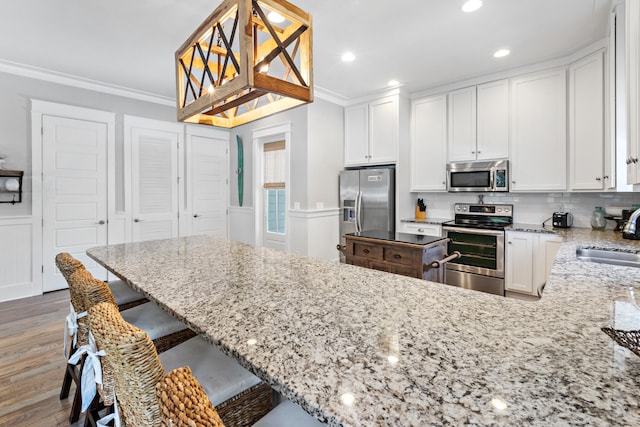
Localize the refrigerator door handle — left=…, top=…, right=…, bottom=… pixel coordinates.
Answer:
left=357, top=190, right=363, bottom=232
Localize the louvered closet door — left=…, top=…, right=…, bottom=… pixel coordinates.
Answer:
left=42, top=115, right=108, bottom=291
left=131, top=127, right=180, bottom=242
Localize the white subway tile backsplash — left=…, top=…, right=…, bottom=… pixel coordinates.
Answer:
left=409, top=192, right=640, bottom=229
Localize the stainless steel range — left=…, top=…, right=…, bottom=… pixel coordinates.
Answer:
left=441, top=203, right=513, bottom=296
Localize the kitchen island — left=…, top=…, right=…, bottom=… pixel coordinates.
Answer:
left=343, top=230, right=450, bottom=281
left=87, top=229, right=640, bottom=426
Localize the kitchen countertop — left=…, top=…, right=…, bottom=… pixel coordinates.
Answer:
left=401, top=217, right=450, bottom=225
left=345, top=230, right=447, bottom=246
left=87, top=229, right=640, bottom=426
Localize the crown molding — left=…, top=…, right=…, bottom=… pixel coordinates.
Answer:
left=0, top=59, right=175, bottom=106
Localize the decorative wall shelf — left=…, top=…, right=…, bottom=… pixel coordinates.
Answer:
left=0, top=170, right=24, bottom=204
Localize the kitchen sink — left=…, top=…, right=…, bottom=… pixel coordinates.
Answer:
left=576, top=247, right=640, bottom=268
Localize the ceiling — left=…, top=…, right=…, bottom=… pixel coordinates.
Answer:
left=0, top=0, right=612, bottom=102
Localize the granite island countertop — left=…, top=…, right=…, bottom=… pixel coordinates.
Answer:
left=87, top=229, right=640, bottom=426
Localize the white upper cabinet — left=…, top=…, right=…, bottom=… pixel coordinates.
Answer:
left=410, top=94, right=448, bottom=191
left=626, top=0, right=640, bottom=184
left=476, top=80, right=510, bottom=160
left=344, top=95, right=398, bottom=166
left=569, top=51, right=606, bottom=190
left=510, top=68, right=567, bottom=191
left=448, top=80, right=509, bottom=162
left=448, top=87, right=476, bottom=161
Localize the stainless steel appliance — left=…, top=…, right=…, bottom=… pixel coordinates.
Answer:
left=339, top=168, right=395, bottom=252
left=442, top=203, right=513, bottom=296
left=552, top=212, right=573, bottom=228
left=447, top=160, right=509, bottom=192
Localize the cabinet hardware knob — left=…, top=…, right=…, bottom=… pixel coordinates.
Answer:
left=635, top=158, right=639, bottom=164
left=193, top=214, right=200, bottom=218
left=394, top=254, right=401, bottom=259
left=471, top=151, right=475, bottom=154
left=603, top=175, right=609, bottom=179
left=97, top=220, right=106, bottom=225
left=134, top=218, right=143, bottom=223
left=595, top=177, right=601, bottom=181
left=512, top=181, right=516, bottom=184
left=418, top=228, right=424, bottom=232
left=363, top=249, right=370, bottom=254
left=442, top=181, right=446, bottom=185
left=508, top=241, right=512, bottom=244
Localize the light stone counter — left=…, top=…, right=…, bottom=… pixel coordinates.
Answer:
left=87, top=229, right=640, bottom=426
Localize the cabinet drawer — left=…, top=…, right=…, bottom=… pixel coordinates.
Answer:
left=352, top=242, right=381, bottom=259
left=382, top=246, right=416, bottom=266
left=401, top=223, right=442, bottom=237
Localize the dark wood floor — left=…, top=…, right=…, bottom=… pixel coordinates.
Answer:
left=0, top=290, right=85, bottom=426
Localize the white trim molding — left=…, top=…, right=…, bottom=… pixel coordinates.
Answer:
left=1, top=59, right=174, bottom=106
left=0, top=216, right=35, bottom=302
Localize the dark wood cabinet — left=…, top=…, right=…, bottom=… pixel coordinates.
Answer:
left=344, top=234, right=448, bottom=282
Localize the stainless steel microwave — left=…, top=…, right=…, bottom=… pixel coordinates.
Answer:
left=447, top=160, right=509, bottom=192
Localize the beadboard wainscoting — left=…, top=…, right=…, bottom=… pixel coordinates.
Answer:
left=289, top=208, right=340, bottom=261
left=228, top=206, right=256, bottom=244
left=0, top=216, right=36, bottom=302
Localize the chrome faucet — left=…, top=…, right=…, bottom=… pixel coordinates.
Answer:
left=623, top=208, right=640, bottom=239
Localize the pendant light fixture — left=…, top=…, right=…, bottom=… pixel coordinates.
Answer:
left=175, top=0, right=313, bottom=128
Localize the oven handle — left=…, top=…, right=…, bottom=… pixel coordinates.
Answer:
left=424, top=251, right=461, bottom=272
left=442, top=226, right=505, bottom=237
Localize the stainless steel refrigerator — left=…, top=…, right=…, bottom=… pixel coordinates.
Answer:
left=339, top=167, right=395, bottom=243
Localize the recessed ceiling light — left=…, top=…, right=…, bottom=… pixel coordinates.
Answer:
left=267, top=11, right=285, bottom=23
left=493, top=49, right=510, bottom=58
left=461, top=0, right=483, bottom=13
left=388, top=80, right=400, bottom=87
left=341, top=52, right=356, bottom=62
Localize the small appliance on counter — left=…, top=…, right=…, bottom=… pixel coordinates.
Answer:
left=552, top=212, right=573, bottom=229
left=623, top=208, right=640, bottom=240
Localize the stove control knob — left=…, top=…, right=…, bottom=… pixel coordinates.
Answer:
left=497, top=208, right=502, bottom=213
left=505, top=208, right=510, bottom=213
left=456, top=206, right=461, bottom=211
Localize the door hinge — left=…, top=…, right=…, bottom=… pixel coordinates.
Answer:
left=226, top=178, right=229, bottom=184
left=41, top=126, right=43, bottom=136
left=41, top=265, right=44, bottom=273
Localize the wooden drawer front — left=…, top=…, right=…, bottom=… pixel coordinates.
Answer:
left=352, top=242, right=381, bottom=259
left=382, top=246, right=416, bottom=266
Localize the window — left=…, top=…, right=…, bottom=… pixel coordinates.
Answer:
left=264, top=140, right=285, bottom=235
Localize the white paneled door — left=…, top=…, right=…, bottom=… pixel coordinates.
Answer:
left=186, top=128, right=228, bottom=237
left=42, top=115, right=108, bottom=291
left=129, top=120, right=181, bottom=242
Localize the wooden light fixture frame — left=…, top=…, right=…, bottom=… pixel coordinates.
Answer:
left=175, top=0, right=313, bottom=128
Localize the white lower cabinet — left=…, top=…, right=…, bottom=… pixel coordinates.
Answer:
left=400, top=222, right=442, bottom=237
left=505, top=231, right=562, bottom=296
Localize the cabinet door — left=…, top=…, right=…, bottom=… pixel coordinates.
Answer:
left=369, top=96, right=398, bottom=164
left=505, top=231, right=534, bottom=294
left=477, top=80, right=509, bottom=160
left=448, top=87, right=477, bottom=162
left=410, top=95, right=447, bottom=191
left=569, top=51, right=605, bottom=190
left=510, top=69, right=567, bottom=191
left=344, top=103, right=369, bottom=166
left=533, top=234, right=562, bottom=291
left=627, top=0, right=640, bottom=184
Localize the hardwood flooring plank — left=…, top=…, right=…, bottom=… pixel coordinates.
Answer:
left=0, top=290, right=86, bottom=426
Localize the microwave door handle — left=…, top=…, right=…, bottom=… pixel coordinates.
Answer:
left=491, top=169, right=496, bottom=190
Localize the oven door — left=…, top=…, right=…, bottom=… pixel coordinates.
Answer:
left=442, top=226, right=505, bottom=278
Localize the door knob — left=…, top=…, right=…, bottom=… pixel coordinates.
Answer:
left=134, top=218, right=143, bottom=223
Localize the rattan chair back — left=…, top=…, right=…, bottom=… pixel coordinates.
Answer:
left=55, top=252, right=86, bottom=314
left=89, top=301, right=165, bottom=426
left=157, top=366, right=225, bottom=427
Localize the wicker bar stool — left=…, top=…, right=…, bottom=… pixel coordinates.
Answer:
left=90, top=301, right=324, bottom=427
left=89, top=303, right=271, bottom=426
left=63, top=267, right=196, bottom=424
left=55, top=252, right=147, bottom=310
